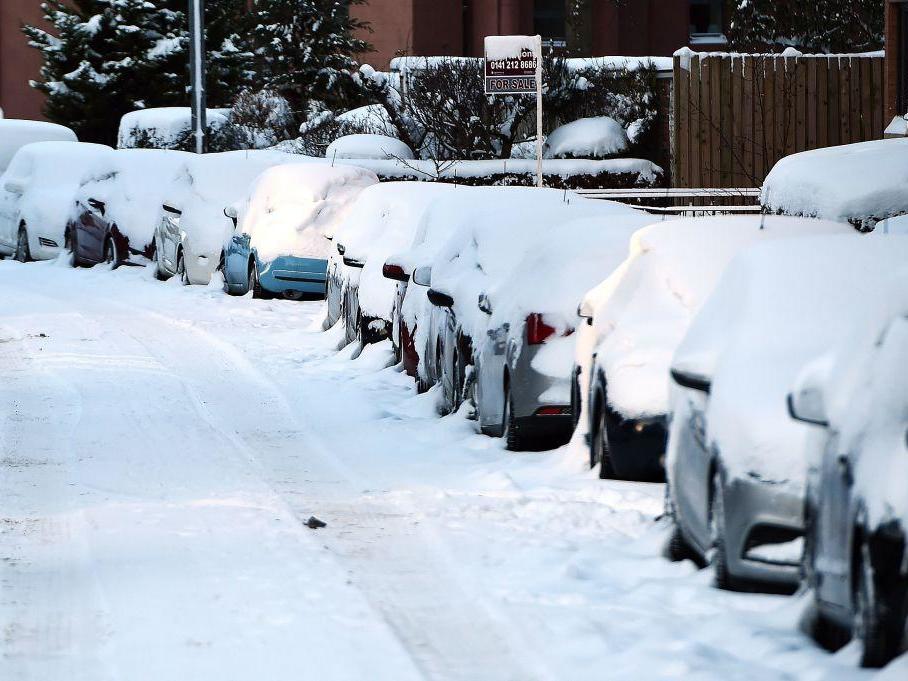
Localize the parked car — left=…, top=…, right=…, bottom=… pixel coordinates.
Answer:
left=761, top=137, right=908, bottom=230
left=472, top=211, right=653, bottom=449
left=222, top=163, right=377, bottom=299
left=153, top=151, right=308, bottom=285
left=68, top=149, right=191, bottom=267
left=423, top=187, right=639, bottom=418
left=341, top=183, right=454, bottom=347
left=0, top=142, right=114, bottom=262
left=666, top=233, right=907, bottom=593
left=575, top=216, right=855, bottom=483
left=792, top=305, right=908, bottom=667
left=0, top=119, right=77, bottom=173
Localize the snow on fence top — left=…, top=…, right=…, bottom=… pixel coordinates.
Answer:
left=673, top=46, right=884, bottom=70
left=389, top=55, right=671, bottom=74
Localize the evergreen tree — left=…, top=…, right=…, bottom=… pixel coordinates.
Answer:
left=727, top=0, right=883, bottom=54
left=251, top=0, right=371, bottom=116
left=24, top=1, right=253, bottom=145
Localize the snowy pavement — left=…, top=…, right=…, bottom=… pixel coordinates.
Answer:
left=0, top=258, right=903, bottom=680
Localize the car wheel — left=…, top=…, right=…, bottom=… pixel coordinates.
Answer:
left=592, top=398, right=617, bottom=479
left=251, top=263, right=266, bottom=299
left=66, top=229, right=79, bottom=267
left=176, top=251, right=189, bottom=285
left=664, top=522, right=700, bottom=564
left=219, top=252, right=230, bottom=293
left=103, top=237, right=116, bottom=267
left=502, top=384, right=525, bottom=451
left=853, top=536, right=906, bottom=668
left=709, top=470, right=734, bottom=590
left=14, top=227, right=30, bottom=263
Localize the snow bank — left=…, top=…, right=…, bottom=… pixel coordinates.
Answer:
left=673, top=234, right=908, bottom=490
left=340, top=182, right=456, bottom=321
left=327, top=134, right=414, bottom=161
left=0, top=119, right=77, bottom=172
left=118, top=108, right=231, bottom=150
left=77, top=148, right=193, bottom=250
left=589, top=215, right=856, bottom=420
left=2, top=141, right=115, bottom=244
left=426, top=187, right=643, bottom=345
left=761, top=138, right=908, bottom=227
left=238, top=163, right=378, bottom=263
left=543, top=117, right=629, bottom=159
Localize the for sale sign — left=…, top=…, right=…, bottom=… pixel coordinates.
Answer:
left=484, top=36, right=541, bottom=95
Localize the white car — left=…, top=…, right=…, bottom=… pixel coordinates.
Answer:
left=0, top=141, right=114, bottom=262
left=0, top=119, right=77, bottom=173
left=152, top=151, right=315, bottom=285
left=667, top=233, right=908, bottom=592
left=574, top=215, right=856, bottom=482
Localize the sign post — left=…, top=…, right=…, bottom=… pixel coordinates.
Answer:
left=484, top=35, right=544, bottom=188
left=188, top=0, right=207, bottom=155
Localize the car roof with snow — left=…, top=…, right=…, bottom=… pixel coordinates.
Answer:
left=761, top=138, right=908, bottom=228
left=238, top=163, right=378, bottom=262
left=589, top=215, right=856, bottom=420
left=426, top=186, right=642, bottom=341
left=673, top=233, right=908, bottom=488
left=0, top=120, right=77, bottom=172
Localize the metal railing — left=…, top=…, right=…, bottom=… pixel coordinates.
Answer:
left=575, top=187, right=762, bottom=217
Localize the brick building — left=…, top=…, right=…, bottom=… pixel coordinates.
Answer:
left=354, top=0, right=727, bottom=68
left=0, top=0, right=46, bottom=121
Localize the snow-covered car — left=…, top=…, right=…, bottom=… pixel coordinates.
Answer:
left=222, top=163, right=377, bottom=299
left=473, top=211, right=654, bottom=450
left=423, top=186, right=640, bottom=418
left=761, top=138, right=908, bottom=230
left=153, top=150, right=309, bottom=285
left=576, top=215, right=856, bottom=483
left=790, top=299, right=908, bottom=667
left=0, top=119, right=77, bottom=173
left=335, top=182, right=454, bottom=347
left=666, top=233, right=908, bottom=593
left=0, top=141, right=114, bottom=262
left=68, top=148, right=192, bottom=267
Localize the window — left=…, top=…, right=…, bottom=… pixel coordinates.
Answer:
left=534, top=0, right=566, bottom=42
left=690, top=0, right=723, bottom=36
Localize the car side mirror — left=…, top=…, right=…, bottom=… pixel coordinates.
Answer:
left=412, top=266, right=431, bottom=287
left=88, top=198, right=106, bottom=215
left=4, top=180, right=24, bottom=195
left=787, top=388, right=828, bottom=427
left=478, top=293, right=492, bottom=315
left=336, top=243, right=346, bottom=256
left=577, top=300, right=594, bottom=326
left=427, top=288, right=454, bottom=308
left=162, top=203, right=182, bottom=216
left=224, top=205, right=238, bottom=227
left=670, top=368, right=711, bottom=394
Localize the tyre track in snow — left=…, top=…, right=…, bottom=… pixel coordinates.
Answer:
left=5, top=267, right=548, bottom=681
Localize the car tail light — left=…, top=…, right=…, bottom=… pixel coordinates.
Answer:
left=535, top=406, right=571, bottom=416
left=382, top=263, right=407, bottom=281
left=526, top=313, right=557, bottom=345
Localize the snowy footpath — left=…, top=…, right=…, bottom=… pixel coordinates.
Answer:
left=0, top=258, right=903, bottom=680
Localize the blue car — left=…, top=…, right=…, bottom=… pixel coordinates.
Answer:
left=222, top=231, right=328, bottom=300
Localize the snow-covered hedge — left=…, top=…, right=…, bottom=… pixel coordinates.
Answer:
left=118, top=108, right=235, bottom=152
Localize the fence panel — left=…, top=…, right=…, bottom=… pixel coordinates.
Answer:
left=671, top=52, right=885, bottom=188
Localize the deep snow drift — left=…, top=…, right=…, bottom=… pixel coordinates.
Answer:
left=0, top=258, right=900, bottom=680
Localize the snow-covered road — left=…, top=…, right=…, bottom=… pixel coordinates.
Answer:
left=0, top=258, right=902, bottom=680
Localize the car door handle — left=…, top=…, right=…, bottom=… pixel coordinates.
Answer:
left=837, top=454, right=853, bottom=485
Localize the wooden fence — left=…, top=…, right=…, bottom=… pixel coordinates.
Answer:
left=671, top=53, right=886, bottom=188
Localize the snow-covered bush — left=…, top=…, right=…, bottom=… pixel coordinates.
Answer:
left=117, top=108, right=237, bottom=152
left=288, top=106, right=400, bottom=157
left=327, top=135, right=414, bottom=161
left=544, top=117, right=629, bottom=159
left=228, top=89, right=298, bottom=149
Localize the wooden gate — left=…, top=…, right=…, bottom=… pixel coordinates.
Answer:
left=671, top=52, right=886, bottom=188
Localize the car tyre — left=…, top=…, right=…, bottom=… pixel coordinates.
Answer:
left=176, top=250, right=189, bottom=285
left=14, top=226, right=30, bottom=263
left=592, top=398, right=617, bottom=479
left=502, top=384, right=525, bottom=451
left=664, top=523, right=700, bottom=564
left=709, top=470, right=734, bottom=590
left=251, top=262, right=267, bottom=299
left=853, top=535, right=906, bottom=668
